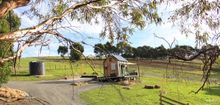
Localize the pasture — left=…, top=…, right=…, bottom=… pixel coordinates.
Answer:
left=79, top=58, right=220, bottom=105
left=11, top=57, right=220, bottom=82
left=80, top=77, right=220, bottom=105
left=10, top=57, right=103, bottom=81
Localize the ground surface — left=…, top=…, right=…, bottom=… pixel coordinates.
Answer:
left=3, top=78, right=101, bottom=105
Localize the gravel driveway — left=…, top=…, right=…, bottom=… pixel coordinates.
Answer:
left=4, top=78, right=102, bottom=105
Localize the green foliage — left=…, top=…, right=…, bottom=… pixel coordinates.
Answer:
left=69, top=43, right=84, bottom=61
left=0, top=19, right=10, bottom=33
left=0, top=11, right=20, bottom=85
left=0, top=63, right=11, bottom=86
left=170, top=45, right=195, bottom=58
left=93, top=42, right=197, bottom=59
left=168, top=0, right=220, bottom=44
left=53, top=3, right=67, bottom=15
left=94, top=42, right=120, bottom=56
left=94, top=43, right=106, bottom=56
left=57, top=46, right=68, bottom=57
left=35, top=0, right=161, bottom=42
left=5, top=11, right=21, bottom=31
left=154, top=45, right=168, bottom=59
left=94, top=42, right=166, bottom=59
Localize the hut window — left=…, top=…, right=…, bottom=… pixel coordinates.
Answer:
left=111, top=63, right=116, bottom=70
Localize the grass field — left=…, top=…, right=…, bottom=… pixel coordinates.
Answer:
left=80, top=77, right=220, bottom=105
left=10, top=57, right=104, bottom=81
left=11, top=57, right=220, bottom=82
left=79, top=58, right=220, bottom=105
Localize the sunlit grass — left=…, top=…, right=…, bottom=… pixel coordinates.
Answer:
left=10, top=57, right=104, bottom=81
left=80, top=77, right=220, bottom=105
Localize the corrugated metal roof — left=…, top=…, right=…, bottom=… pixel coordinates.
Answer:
left=112, top=54, right=128, bottom=62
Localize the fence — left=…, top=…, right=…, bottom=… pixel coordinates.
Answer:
left=159, top=93, right=189, bottom=105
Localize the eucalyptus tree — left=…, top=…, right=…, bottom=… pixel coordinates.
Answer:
left=0, top=0, right=161, bottom=63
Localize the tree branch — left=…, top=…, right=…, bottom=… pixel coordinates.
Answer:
left=0, top=0, right=101, bottom=41
left=0, top=0, right=30, bottom=18
left=0, top=35, right=48, bottom=63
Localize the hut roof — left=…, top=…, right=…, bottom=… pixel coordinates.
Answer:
left=111, top=54, right=128, bottom=62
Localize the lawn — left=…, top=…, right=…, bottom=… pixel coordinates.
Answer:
left=80, top=77, right=220, bottom=105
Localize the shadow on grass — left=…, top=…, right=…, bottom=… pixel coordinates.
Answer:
left=210, top=68, right=220, bottom=81
left=11, top=74, right=30, bottom=77
left=39, top=80, right=74, bottom=84
left=203, top=85, right=220, bottom=96
left=211, top=68, right=220, bottom=75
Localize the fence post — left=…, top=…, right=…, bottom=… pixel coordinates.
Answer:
left=159, top=92, right=162, bottom=105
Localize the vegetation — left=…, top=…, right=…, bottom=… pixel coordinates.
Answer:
left=0, top=11, right=20, bottom=85
left=11, top=57, right=220, bottom=82
left=11, top=57, right=103, bottom=81
left=57, top=46, right=68, bottom=58
left=80, top=77, right=220, bottom=105
left=94, top=42, right=195, bottom=59
left=0, top=0, right=162, bottom=63
left=70, top=43, right=84, bottom=61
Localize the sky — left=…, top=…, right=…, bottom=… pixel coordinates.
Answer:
left=13, top=2, right=196, bottom=57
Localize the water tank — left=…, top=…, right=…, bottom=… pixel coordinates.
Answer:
left=29, top=61, right=45, bottom=75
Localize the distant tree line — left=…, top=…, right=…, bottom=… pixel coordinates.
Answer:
left=58, top=41, right=197, bottom=60
left=94, top=42, right=195, bottom=59
left=57, top=43, right=84, bottom=61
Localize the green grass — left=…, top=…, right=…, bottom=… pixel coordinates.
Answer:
left=10, top=57, right=104, bottom=81
left=80, top=77, right=220, bottom=105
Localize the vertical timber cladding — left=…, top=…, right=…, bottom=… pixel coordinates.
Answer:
left=103, top=55, right=128, bottom=77
left=29, top=61, right=45, bottom=75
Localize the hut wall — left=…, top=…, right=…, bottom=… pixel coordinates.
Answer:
left=103, top=57, right=119, bottom=77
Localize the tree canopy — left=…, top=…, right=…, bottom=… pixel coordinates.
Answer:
left=0, top=0, right=162, bottom=63
left=70, top=43, right=84, bottom=61
left=57, top=46, right=68, bottom=58
left=0, top=0, right=219, bottom=62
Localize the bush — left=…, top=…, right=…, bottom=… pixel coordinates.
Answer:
left=0, top=62, right=11, bottom=86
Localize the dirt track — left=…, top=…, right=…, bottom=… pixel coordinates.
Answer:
left=4, top=78, right=102, bottom=105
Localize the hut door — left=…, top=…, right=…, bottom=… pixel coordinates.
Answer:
left=121, top=64, right=125, bottom=76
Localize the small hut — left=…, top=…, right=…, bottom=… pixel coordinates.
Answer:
left=103, top=54, right=129, bottom=77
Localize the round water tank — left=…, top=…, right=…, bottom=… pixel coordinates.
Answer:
left=29, top=61, right=45, bottom=75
